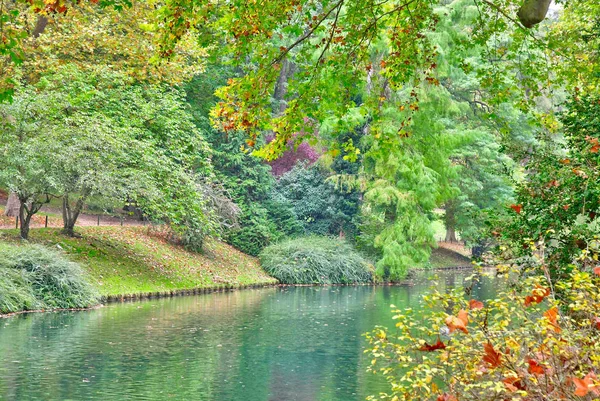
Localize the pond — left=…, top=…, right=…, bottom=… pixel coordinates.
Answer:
left=0, top=271, right=495, bottom=401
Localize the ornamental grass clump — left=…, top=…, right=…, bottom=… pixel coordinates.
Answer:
left=259, top=236, right=372, bottom=284
left=0, top=244, right=99, bottom=314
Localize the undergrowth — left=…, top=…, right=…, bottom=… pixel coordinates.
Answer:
left=0, top=244, right=99, bottom=314
left=260, top=236, right=372, bottom=284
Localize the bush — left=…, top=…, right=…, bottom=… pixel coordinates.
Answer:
left=0, top=244, right=99, bottom=314
left=259, top=236, right=372, bottom=284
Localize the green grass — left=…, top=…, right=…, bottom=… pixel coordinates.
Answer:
left=260, top=236, right=373, bottom=284
left=427, top=247, right=471, bottom=269
left=0, top=227, right=276, bottom=299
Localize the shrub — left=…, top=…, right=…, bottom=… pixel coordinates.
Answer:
left=0, top=244, right=99, bottom=314
left=259, top=236, right=372, bottom=284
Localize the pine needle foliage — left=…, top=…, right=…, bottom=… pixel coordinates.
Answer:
left=0, top=244, right=99, bottom=314
left=259, top=236, right=372, bottom=284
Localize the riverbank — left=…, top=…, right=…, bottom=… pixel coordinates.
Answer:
left=0, top=227, right=277, bottom=301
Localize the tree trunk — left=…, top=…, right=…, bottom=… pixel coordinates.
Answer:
left=62, top=193, right=86, bottom=236
left=444, top=202, right=458, bottom=243
left=4, top=192, right=20, bottom=217
left=18, top=201, right=32, bottom=240
left=445, top=225, right=457, bottom=243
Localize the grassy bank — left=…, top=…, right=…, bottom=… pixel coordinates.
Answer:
left=0, top=227, right=276, bottom=300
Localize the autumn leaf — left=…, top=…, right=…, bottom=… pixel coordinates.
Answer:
left=524, top=285, right=551, bottom=307
left=527, top=359, right=545, bottom=375
left=419, top=338, right=446, bottom=352
left=593, top=266, right=600, bottom=276
left=436, top=393, right=458, bottom=401
left=482, top=342, right=501, bottom=368
left=573, top=372, right=600, bottom=397
left=510, top=204, right=522, bottom=214
left=544, top=306, right=561, bottom=333
left=469, top=299, right=484, bottom=310
left=446, top=309, right=469, bottom=334
left=503, top=376, right=526, bottom=392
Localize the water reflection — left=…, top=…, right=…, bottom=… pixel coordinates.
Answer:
left=0, top=270, right=495, bottom=401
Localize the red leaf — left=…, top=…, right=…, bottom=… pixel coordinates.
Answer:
left=436, top=394, right=458, bottom=401
left=594, top=267, right=600, bottom=276
left=469, top=299, right=484, bottom=310
left=524, top=285, right=551, bottom=307
left=510, top=204, right=522, bottom=214
left=527, top=359, right=545, bottom=375
left=419, top=338, right=446, bottom=352
left=483, top=342, right=502, bottom=368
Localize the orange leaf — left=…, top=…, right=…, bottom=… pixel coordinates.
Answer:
left=445, top=309, right=469, bottom=334
left=503, top=377, right=526, bottom=392
left=527, top=359, right=545, bottom=375
left=593, top=267, right=600, bottom=276
left=544, top=307, right=561, bottom=333
left=483, top=342, right=502, bottom=368
left=469, top=299, right=484, bottom=310
left=419, top=338, right=446, bottom=352
left=573, top=372, right=600, bottom=397
left=510, top=204, right=522, bottom=214
left=436, top=394, right=458, bottom=401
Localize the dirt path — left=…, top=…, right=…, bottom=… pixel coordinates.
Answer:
left=0, top=204, right=144, bottom=229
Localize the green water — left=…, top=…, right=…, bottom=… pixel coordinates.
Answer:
left=0, top=271, right=495, bottom=401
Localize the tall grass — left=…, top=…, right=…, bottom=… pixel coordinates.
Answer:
left=0, top=244, right=99, bottom=314
left=260, top=236, right=372, bottom=284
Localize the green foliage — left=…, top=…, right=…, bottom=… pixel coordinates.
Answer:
left=186, top=71, right=303, bottom=255
left=494, top=95, right=600, bottom=279
left=0, top=244, right=99, bottom=314
left=274, top=163, right=361, bottom=237
left=259, top=236, right=372, bottom=284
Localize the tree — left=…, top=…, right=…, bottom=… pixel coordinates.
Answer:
left=274, top=163, right=361, bottom=238
left=0, top=86, right=67, bottom=238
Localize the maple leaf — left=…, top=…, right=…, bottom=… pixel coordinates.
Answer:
left=419, top=338, right=446, bottom=352
left=527, top=359, right=545, bottom=375
left=544, top=306, right=561, bottom=333
left=510, top=204, right=522, bottom=214
left=503, top=376, right=526, bottom=392
left=469, top=299, right=484, bottom=310
left=446, top=309, right=469, bottom=334
left=573, top=372, right=600, bottom=397
left=482, top=342, right=501, bottom=368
